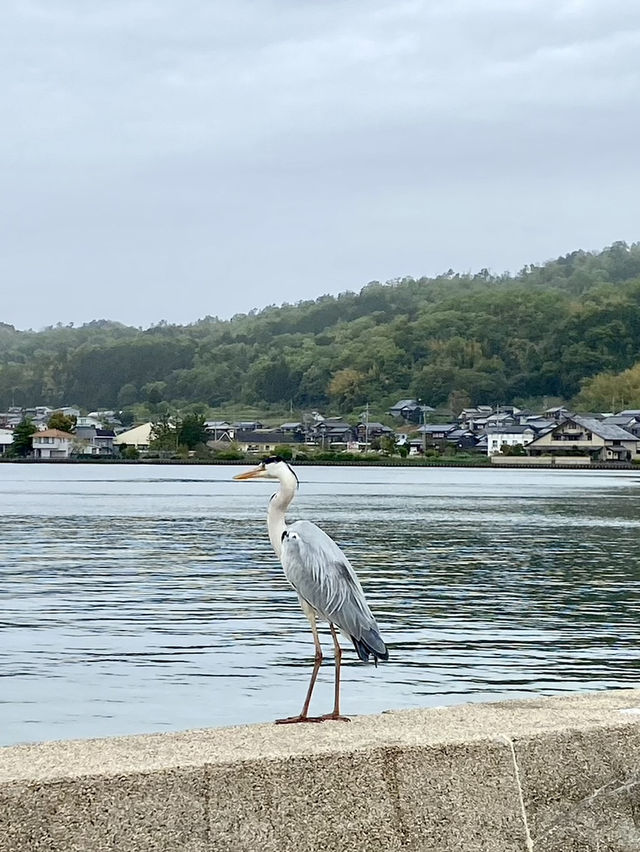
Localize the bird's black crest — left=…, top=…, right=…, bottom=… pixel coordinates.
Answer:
left=263, top=455, right=299, bottom=488
left=263, top=455, right=284, bottom=464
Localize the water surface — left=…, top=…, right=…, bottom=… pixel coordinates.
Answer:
left=1, top=463, right=638, bottom=746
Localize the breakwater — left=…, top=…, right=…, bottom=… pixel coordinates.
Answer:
left=2, top=690, right=639, bottom=851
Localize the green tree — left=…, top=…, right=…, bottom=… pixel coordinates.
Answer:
left=177, top=414, right=207, bottom=450
left=379, top=434, right=399, bottom=456
left=150, top=415, right=178, bottom=451
left=575, top=361, right=640, bottom=411
left=47, top=411, right=76, bottom=433
left=11, top=417, right=37, bottom=457
left=328, top=369, right=366, bottom=409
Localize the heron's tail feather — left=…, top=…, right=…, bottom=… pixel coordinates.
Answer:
left=351, top=627, right=389, bottom=667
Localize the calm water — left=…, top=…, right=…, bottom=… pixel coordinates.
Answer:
left=0, top=463, right=639, bottom=746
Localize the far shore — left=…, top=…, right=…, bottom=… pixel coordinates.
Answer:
left=0, top=456, right=637, bottom=471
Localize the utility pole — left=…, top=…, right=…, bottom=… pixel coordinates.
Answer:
left=364, top=402, right=369, bottom=449
left=422, top=406, right=427, bottom=455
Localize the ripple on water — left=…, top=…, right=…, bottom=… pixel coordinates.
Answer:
left=0, top=464, right=639, bottom=744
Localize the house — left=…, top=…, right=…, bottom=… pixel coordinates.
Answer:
left=601, top=415, right=640, bottom=439
left=417, top=423, right=457, bottom=442
left=204, top=421, right=233, bottom=441
left=76, top=416, right=101, bottom=429
left=279, top=423, right=305, bottom=442
left=485, top=425, right=537, bottom=456
left=32, top=428, right=75, bottom=459
left=388, top=399, right=434, bottom=423
left=87, top=410, right=121, bottom=426
left=484, top=412, right=517, bottom=428
left=526, top=416, right=640, bottom=462
left=307, top=418, right=355, bottom=447
left=114, top=422, right=153, bottom=452
left=544, top=406, right=572, bottom=422
left=356, top=422, right=394, bottom=444
left=0, top=428, right=13, bottom=455
left=445, top=429, right=480, bottom=450
left=75, top=426, right=116, bottom=455
left=232, top=421, right=264, bottom=432
left=232, top=430, right=298, bottom=454
left=457, top=406, right=493, bottom=432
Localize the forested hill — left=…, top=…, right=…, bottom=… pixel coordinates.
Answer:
left=2, top=241, right=640, bottom=415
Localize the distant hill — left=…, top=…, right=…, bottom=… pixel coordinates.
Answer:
left=2, top=241, right=640, bottom=415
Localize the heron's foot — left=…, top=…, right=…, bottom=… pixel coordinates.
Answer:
left=275, top=714, right=324, bottom=725
left=317, top=712, right=351, bottom=723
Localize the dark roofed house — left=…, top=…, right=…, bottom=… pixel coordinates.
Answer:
left=233, top=420, right=264, bottom=431
left=446, top=429, right=479, bottom=450
left=388, top=399, right=434, bottom=423
left=356, top=422, right=394, bottom=443
left=544, top=406, right=572, bottom=422
left=205, top=421, right=234, bottom=442
left=308, top=418, right=355, bottom=447
left=602, top=415, right=640, bottom=438
left=417, top=423, right=457, bottom=445
left=527, top=415, right=640, bottom=461
left=279, top=422, right=304, bottom=441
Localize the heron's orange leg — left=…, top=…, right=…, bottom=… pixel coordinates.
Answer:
left=276, top=612, right=325, bottom=724
left=317, top=624, right=350, bottom=722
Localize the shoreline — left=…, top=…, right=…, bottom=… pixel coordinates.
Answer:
left=0, top=456, right=636, bottom=471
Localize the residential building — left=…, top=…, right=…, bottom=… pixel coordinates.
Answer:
left=388, top=400, right=434, bottom=423
left=114, top=422, right=153, bottom=452
left=0, top=428, right=13, bottom=455
left=232, top=430, right=299, bottom=454
left=204, top=421, right=233, bottom=441
left=356, top=422, right=393, bottom=444
left=486, top=425, right=537, bottom=455
left=307, top=418, right=355, bottom=447
left=544, top=406, right=572, bottom=422
left=602, top=415, right=640, bottom=439
left=75, top=426, right=116, bottom=455
left=417, top=423, right=457, bottom=442
left=32, top=429, right=75, bottom=459
left=526, top=416, right=640, bottom=461
left=232, top=421, right=264, bottom=432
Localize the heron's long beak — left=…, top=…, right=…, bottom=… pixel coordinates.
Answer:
left=233, top=464, right=265, bottom=481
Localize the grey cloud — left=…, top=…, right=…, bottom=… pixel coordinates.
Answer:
left=1, top=0, right=639, bottom=328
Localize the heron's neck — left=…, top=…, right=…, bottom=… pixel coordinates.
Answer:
left=267, top=472, right=297, bottom=557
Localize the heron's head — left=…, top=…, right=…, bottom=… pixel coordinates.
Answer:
left=232, top=456, right=298, bottom=485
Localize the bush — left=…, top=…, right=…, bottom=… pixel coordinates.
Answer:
left=214, top=449, right=245, bottom=461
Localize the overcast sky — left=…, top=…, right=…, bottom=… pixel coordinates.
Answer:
left=2, top=0, right=639, bottom=330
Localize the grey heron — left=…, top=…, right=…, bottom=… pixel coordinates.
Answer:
left=233, top=456, right=388, bottom=724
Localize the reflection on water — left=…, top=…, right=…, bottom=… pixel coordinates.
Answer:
left=0, top=463, right=639, bottom=746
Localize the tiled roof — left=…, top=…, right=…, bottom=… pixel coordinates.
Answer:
left=573, top=416, right=637, bottom=441
left=33, top=429, right=75, bottom=439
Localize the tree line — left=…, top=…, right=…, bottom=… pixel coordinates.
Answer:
left=2, top=241, right=640, bottom=417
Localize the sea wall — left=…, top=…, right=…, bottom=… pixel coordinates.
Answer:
left=1, top=690, right=639, bottom=852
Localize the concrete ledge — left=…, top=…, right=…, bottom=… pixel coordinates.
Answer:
left=2, top=690, right=640, bottom=851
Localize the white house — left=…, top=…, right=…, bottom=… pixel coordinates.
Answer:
left=486, top=425, right=536, bottom=456
left=0, top=428, right=13, bottom=455
left=32, top=428, right=75, bottom=459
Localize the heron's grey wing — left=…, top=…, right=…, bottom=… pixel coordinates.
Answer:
left=281, top=520, right=387, bottom=660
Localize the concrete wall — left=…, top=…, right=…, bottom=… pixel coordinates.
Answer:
left=491, top=455, right=591, bottom=465
left=1, top=690, right=639, bottom=852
